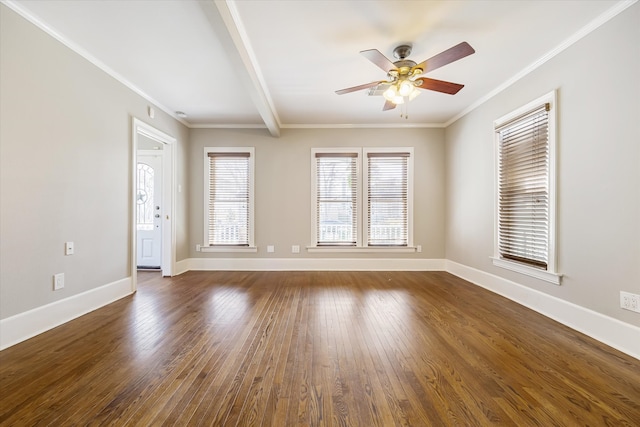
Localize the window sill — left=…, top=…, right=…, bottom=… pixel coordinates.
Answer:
left=491, top=257, right=562, bottom=285
left=197, top=245, right=258, bottom=253
left=307, top=246, right=418, bottom=254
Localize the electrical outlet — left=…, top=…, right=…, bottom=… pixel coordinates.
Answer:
left=267, top=245, right=275, bottom=253
left=53, top=273, right=64, bottom=290
left=292, top=245, right=300, bottom=254
left=620, top=291, right=640, bottom=313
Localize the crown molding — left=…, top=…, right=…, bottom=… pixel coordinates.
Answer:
left=444, top=0, right=638, bottom=127
left=187, top=122, right=445, bottom=130
left=189, top=123, right=268, bottom=129
left=1, top=0, right=190, bottom=128
left=281, top=123, right=446, bottom=129
left=4, top=0, right=635, bottom=132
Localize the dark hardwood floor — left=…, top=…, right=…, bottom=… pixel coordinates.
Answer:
left=0, top=271, right=638, bottom=426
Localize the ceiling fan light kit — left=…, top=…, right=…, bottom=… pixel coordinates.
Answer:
left=336, top=41, right=475, bottom=117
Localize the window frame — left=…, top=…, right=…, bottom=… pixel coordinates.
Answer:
left=363, top=147, right=414, bottom=248
left=202, top=146, right=256, bottom=253
left=310, top=147, right=415, bottom=253
left=312, top=148, right=361, bottom=247
left=492, top=91, right=561, bottom=284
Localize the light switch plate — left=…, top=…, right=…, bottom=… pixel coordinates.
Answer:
left=65, top=241, right=74, bottom=255
left=53, top=273, right=64, bottom=290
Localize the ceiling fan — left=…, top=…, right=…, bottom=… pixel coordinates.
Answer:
left=336, top=42, right=475, bottom=112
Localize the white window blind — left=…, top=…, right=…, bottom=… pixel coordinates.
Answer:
left=207, top=152, right=250, bottom=246
left=496, top=103, right=550, bottom=268
left=315, top=153, right=358, bottom=245
left=367, top=152, right=409, bottom=246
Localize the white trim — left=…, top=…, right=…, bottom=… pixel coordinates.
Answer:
left=189, top=123, right=448, bottom=129
left=137, top=149, right=165, bottom=270
left=491, top=257, right=562, bottom=285
left=132, top=118, right=177, bottom=286
left=363, top=147, right=414, bottom=247
left=310, top=147, right=414, bottom=249
left=307, top=246, right=417, bottom=254
left=446, top=260, right=640, bottom=361
left=186, top=257, right=445, bottom=272
left=189, top=123, right=268, bottom=129
left=493, top=90, right=555, bottom=128
left=281, top=123, right=447, bottom=129
left=174, top=259, right=191, bottom=276
left=547, top=92, right=559, bottom=275
left=210, top=0, right=281, bottom=137
left=1, top=0, right=189, bottom=127
left=0, top=277, right=132, bottom=350
left=493, top=91, right=559, bottom=280
left=4, top=0, right=634, bottom=132
left=198, top=245, right=258, bottom=253
left=137, top=149, right=163, bottom=157
left=2, top=0, right=445, bottom=132
left=310, top=147, right=362, bottom=247
left=203, top=146, right=255, bottom=247
left=3, top=259, right=637, bottom=360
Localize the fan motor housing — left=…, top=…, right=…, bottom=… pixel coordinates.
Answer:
left=393, top=44, right=412, bottom=60
left=392, top=45, right=417, bottom=76
left=393, top=59, right=417, bottom=71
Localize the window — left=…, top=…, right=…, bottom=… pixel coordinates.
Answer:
left=366, top=152, right=410, bottom=246
left=136, top=162, right=155, bottom=232
left=493, top=91, right=560, bottom=284
left=204, top=147, right=255, bottom=250
left=311, top=147, right=414, bottom=251
left=315, top=152, right=359, bottom=245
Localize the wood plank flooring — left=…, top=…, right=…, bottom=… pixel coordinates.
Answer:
left=1, top=271, right=638, bottom=426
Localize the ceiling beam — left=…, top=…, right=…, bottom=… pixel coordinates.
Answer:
left=199, top=0, right=281, bottom=137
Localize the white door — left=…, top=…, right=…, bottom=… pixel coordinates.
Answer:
left=136, top=153, right=162, bottom=268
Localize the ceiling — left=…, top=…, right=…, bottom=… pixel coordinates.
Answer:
left=5, top=0, right=631, bottom=135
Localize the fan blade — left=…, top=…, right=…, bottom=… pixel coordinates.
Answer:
left=335, top=81, right=384, bottom=95
left=360, top=49, right=396, bottom=73
left=413, top=41, right=475, bottom=74
left=367, top=83, right=392, bottom=97
left=416, top=77, right=465, bottom=95
left=383, top=100, right=396, bottom=111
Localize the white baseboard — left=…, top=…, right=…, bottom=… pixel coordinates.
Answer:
left=174, top=258, right=190, bottom=276
left=4, top=261, right=637, bottom=361
left=184, top=257, right=446, bottom=272
left=445, top=260, right=640, bottom=360
left=0, top=277, right=133, bottom=350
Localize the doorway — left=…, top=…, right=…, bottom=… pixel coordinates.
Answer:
left=137, top=149, right=163, bottom=269
left=132, top=118, right=176, bottom=291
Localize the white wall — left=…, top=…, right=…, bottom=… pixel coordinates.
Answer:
left=188, top=127, right=446, bottom=262
left=445, top=3, right=640, bottom=326
left=0, top=4, right=189, bottom=320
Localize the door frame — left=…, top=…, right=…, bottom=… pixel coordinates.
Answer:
left=131, top=117, right=176, bottom=291
left=136, top=149, right=164, bottom=269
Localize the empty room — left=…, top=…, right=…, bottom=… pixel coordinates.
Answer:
left=1, top=0, right=638, bottom=425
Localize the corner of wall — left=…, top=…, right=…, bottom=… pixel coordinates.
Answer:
left=445, top=260, right=640, bottom=360
left=0, top=277, right=133, bottom=350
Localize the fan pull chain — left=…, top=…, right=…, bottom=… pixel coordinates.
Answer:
left=400, top=101, right=409, bottom=119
